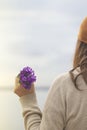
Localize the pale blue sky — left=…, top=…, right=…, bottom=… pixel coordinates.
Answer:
left=0, top=0, right=87, bottom=87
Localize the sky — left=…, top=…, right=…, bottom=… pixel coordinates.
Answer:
left=0, top=0, right=87, bottom=87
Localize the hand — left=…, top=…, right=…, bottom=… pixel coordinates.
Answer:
left=14, top=76, right=35, bottom=97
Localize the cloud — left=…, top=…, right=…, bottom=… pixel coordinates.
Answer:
left=0, top=0, right=87, bottom=19
left=0, top=0, right=87, bottom=14
left=0, top=10, right=76, bottom=56
left=0, top=0, right=86, bottom=87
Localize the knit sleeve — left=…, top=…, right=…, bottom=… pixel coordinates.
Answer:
left=20, top=75, right=66, bottom=130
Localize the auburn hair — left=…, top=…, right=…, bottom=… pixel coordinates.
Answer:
left=69, top=40, right=87, bottom=90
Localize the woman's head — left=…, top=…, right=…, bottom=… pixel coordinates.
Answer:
left=73, top=40, right=87, bottom=68
left=74, top=17, right=87, bottom=68
left=70, top=17, right=87, bottom=90
left=78, top=17, right=87, bottom=44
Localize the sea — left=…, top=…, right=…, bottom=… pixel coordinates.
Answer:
left=0, top=87, right=48, bottom=130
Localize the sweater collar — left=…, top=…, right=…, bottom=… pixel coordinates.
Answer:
left=73, top=67, right=87, bottom=90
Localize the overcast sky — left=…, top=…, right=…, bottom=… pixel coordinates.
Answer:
left=0, top=0, right=87, bottom=87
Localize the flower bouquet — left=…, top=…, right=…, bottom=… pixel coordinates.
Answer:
left=19, top=66, right=36, bottom=89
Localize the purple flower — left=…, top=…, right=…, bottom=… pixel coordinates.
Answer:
left=19, top=66, right=36, bottom=89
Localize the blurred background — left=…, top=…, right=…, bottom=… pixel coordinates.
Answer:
left=0, top=0, right=87, bottom=129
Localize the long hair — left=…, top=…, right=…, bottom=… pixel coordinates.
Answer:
left=69, top=40, right=87, bottom=90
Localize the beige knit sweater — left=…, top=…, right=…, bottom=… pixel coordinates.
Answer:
left=20, top=68, right=87, bottom=130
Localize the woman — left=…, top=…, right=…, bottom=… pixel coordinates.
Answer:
left=14, top=17, right=87, bottom=130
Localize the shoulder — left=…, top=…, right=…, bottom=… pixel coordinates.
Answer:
left=45, top=72, right=72, bottom=108
left=49, top=71, right=75, bottom=95
left=46, top=70, right=77, bottom=101
left=52, top=71, right=72, bottom=87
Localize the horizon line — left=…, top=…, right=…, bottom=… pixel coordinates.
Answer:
left=0, top=86, right=49, bottom=91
